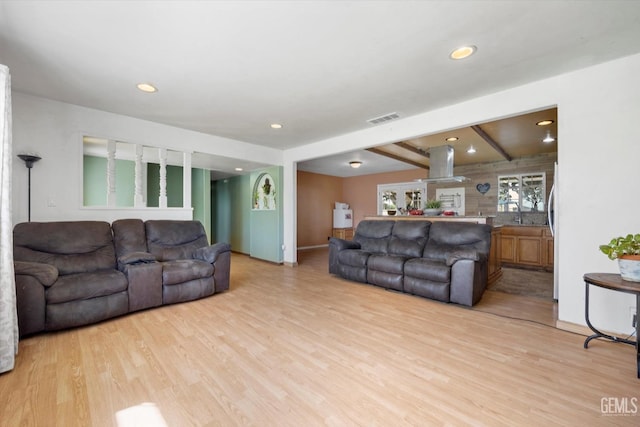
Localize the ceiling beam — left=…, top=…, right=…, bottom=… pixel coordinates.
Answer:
left=367, top=147, right=428, bottom=170
left=393, top=141, right=430, bottom=158
left=471, top=125, right=512, bottom=161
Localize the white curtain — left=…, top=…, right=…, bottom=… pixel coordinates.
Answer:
left=0, top=64, right=18, bottom=373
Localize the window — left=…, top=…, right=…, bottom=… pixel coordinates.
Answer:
left=377, top=182, right=427, bottom=215
left=498, top=173, right=546, bottom=212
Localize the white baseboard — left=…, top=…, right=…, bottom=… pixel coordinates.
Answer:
left=298, top=244, right=329, bottom=250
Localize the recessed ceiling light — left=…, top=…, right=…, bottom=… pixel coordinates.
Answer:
left=270, top=123, right=283, bottom=129
left=536, top=120, right=554, bottom=126
left=450, top=45, right=476, bottom=60
left=445, top=137, right=459, bottom=142
left=136, top=83, right=157, bottom=93
left=235, top=167, right=243, bottom=171
left=349, top=161, right=362, bottom=169
left=467, top=146, right=476, bottom=154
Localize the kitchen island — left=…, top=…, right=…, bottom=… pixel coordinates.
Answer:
left=363, top=215, right=502, bottom=285
left=364, top=215, right=494, bottom=225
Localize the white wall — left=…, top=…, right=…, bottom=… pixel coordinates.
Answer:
left=11, top=93, right=282, bottom=224
left=283, top=53, right=640, bottom=334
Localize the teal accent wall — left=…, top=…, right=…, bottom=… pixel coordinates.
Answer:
left=146, top=163, right=183, bottom=207
left=83, top=155, right=135, bottom=207
left=250, top=166, right=283, bottom=263
left=192, top=168, right=211, bottom=242
left=211, top=166, right=285, bottom=260
left=213, top=175, right=251, bottom=252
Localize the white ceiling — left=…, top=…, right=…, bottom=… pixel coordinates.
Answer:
left=2, top=1, right=640, bottom=178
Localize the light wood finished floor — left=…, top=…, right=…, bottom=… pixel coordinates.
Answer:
left=2, top=248, right=638, bottom=426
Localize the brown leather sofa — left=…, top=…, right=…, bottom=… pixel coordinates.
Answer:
left=329, top=220, right=491, bottom=306
left=13, top=219, right=231, bottom=337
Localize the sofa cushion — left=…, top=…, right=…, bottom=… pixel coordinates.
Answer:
left=404, top=258, right=451, bottom=283
left=388, top=221, right=430, bottom=257
left=367, top=254, right=407, bottom=275
left=112, top=219, right=148, bottom=256
left=422, top=222, right=491, bottom=262
left=366, top=254, right=408, bottom=291
left=46, top=270, right=128, bottom=304
left=337, top=249, right=371, bottom=268
left=161, top=259, right=214, bottom=286
left=404, top=276, right=450, bottom=302
left=145, top=220, right=210, bottom=261
left=13, top=221, right=117, bottom=274
left=353, top=220, right=394, bottom=254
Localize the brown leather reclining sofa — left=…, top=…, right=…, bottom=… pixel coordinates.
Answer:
left=13, top=219, right=230, bottom=336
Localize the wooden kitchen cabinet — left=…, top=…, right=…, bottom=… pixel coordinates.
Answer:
left=488, top=226, right=503, bottom=284
left=543, top=228, right=554, bottom=269
left=332, top=228, right=354, bottom=240
left=500, top=226, right=553, bottom=271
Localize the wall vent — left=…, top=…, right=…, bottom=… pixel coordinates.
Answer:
left=367, top=112, right=400, bottom=125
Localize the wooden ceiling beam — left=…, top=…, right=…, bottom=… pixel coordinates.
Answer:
left=393, top=141, right=430, bottom=158
left=471, top=125, right=512, bottom=161
left=366, top=147, right=428, bottom=170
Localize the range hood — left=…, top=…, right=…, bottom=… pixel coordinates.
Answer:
left=416, top=145, right=468, bottom=183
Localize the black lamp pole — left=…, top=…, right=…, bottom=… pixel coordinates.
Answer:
left=17, top=154, right=41, bottom=222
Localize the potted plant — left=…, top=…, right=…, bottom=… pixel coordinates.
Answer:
left=423, top=199, right=442, bottom=216
left=599, top=233, right=640, bottom=282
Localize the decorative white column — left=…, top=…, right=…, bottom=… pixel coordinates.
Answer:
left=182, top=151, right=192, bottom=209
left=106, top=140, right=116, bottom=207
left=134, top=144, right=145, bottom=207
left=158, top=148, right=167, bottom=208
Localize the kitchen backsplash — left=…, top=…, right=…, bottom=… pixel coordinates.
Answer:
left=493, top=212, right=549, bottom=226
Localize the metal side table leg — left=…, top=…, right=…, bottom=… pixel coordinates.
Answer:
left=584, top=281, right=626, bottom=347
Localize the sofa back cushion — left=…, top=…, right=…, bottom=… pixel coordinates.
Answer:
left=13, top=221, right=117, bottom=275
left=145, top=220, right=209, bottom=261
left=422, top=222, right=491, bottom=261
left=388, top=221, right=430, bottom=257
left=112, top=219, right=148, bottom=257
left=353, top=220, right=394, bottom=253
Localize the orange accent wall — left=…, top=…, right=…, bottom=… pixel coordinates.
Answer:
left=343, top=169, right=425, bottom=228
left=297, top=170, right=344, bottom=248
left=297, top=168, right=424, bottom=247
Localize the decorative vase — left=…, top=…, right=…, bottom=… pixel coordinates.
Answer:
left=618, top=255, right=640, bottom=282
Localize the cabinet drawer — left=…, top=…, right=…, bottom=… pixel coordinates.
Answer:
left=501, top=226, right=544, bottom=236
left=332, top=228, right=354, bottom=240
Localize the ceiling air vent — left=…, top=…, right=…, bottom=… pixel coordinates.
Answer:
left=367, top=112, right=400, bottom=125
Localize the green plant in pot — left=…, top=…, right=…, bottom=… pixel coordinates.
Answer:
left=423, top=199, right=443, bottom=216
left=599, top=233, right=640, bottom=282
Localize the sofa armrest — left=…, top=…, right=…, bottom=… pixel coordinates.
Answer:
left=117, top=251, right=156, bottom=272
left=193, top=242, right=231, bottom=264
left=14, top=261, right=58, bottom=287
left=328, top=237, right=361, bottom=274
left=118, top=251, right=156, bottom=265
left=449, top=258, right=488, bottom=306
left=329, top=237, right=360, bottom=251
left=445, top=249, right=487, bottom=267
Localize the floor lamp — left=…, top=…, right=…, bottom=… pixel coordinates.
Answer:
left=17, top=154, right=41, bottom=222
